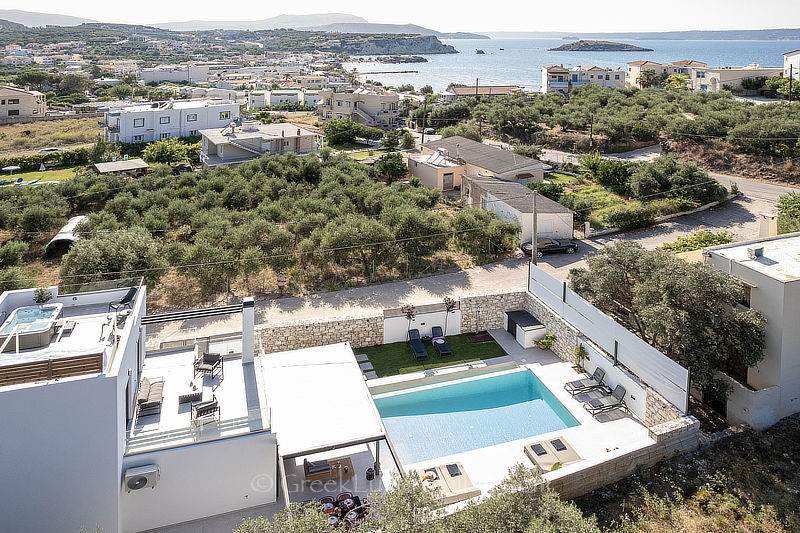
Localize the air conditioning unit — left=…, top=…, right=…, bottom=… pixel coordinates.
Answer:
left=124, top=465, right=160, bottom=492
left=746, top=246, right=764, bottom=260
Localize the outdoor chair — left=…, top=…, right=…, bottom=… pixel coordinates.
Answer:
left=583, top=384, right=627, bottom=416
left=136, top=376, right=164, bottom=416
left=318, top=496, right=335, bottom=504
left=336, top=492, right=353, bottom=502
left=304, top=459, right=332, bottom=482
left=564, top=367, right=607, bottom=396
left=109, top=287, right=137, bottom=313
left=408, top=329, right=428, bottom=359
left=430, top=326, right=452, bottom=356
left=191, top=395, right=220, bottom=426
left=194, top=351, right=223, bottom=380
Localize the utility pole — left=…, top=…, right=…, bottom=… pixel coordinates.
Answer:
left=790, top=64, right=794, bottom=105
left=421, top=98, right=428, bottom=145
left=589, top=113, right=594, bottom=148
left=475, top=77, right=479, bottom=101
left=531, top=190, right=538, bottom=265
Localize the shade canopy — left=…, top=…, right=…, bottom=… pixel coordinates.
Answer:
left=262, top=342, right=386, bottom=459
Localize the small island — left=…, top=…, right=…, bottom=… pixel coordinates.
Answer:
left=549, top=40, right=653, bottom=52
left=375, top=55, right=428, bottom=64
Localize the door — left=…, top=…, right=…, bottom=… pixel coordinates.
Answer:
left=506, top=315, right=516, bottom=336
left=442, top=173, right=454, bottom=191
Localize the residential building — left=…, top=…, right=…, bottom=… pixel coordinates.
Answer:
left=102, top=99, right=241, bottom=143
left=440, top=85, right=522, bottom=103
left=409, top=135, right=545, bottom=191
left=627, top=60, right=782, bottom=92
left=199, top=121, right=322, bottom=167
left=0, top=85, right=47, bottom=118
left=461, top=174, right=574, bottom=241
left=785, top=49, right=800, bottom=79
left=704, top=233, right=800, bottom=429
left=541, top=65, right=625, bottom=95
left=317, top=87, right=400, bottom=129
left=248, top=89, right=321, bottom=109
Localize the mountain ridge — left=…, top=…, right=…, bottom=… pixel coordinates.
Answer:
left=0, top=9, right=96, bottom=27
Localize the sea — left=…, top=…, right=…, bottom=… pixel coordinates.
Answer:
left=341, top=38, right=800, bottom=93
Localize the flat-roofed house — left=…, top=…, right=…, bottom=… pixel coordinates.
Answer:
left=542, top=65, right=625, bottom=95
left=0, top=85, right=46, bottom=118
left=784, top=49, right=800, bottom=79
left=199, top=121, right=322, bottom=167
left=440, top=85, right=522, bottom=103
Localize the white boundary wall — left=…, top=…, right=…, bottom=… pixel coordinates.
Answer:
left=529, top=264, right=689, bottom=412
left=383, top=310, right=461, bottom=344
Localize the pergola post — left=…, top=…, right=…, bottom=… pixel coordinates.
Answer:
left=374, top=439, right=381, bottom=474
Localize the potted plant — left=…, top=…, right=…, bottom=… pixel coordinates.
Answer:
left=573, top=344, right=589, bottom=372
left=536, top=333, right=556, bottom=350
left=33, top=287, right=53, bottom=305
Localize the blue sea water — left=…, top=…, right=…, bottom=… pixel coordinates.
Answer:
left=342, top=38, right=800, bottom=93
left=373, top=369, right=579, bottom=466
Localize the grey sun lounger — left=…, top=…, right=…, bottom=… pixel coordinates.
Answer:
left=583, top=384, right=627, bottom=416
left=430, top=326, right=452, bottom=356
left=564, top=367, right=607, bottom=396
left=524, top=436, right=581, bottom=472
left=408, top=329, right=428, bottom=359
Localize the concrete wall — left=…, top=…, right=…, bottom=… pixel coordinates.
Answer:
left=257, top=314, right=383, bottom=353
left=120, top=432, right=278, bottom=533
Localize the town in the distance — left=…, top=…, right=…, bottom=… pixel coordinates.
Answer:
left=0, top=7, right=799, bottom=533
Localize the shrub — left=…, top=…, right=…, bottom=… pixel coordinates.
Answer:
left=512, top=144, right=543, bottom=159
left=0, top=241, right=28, bottom=268
left=659, top=230, right=735, bottom=253
left=604, top=204, right=657, bottom=230
left=527, top=182, right=564, bottom=201
left=438, top=123, right=482, bottom=142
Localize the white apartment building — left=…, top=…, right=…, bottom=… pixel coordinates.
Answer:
left=102, top=99, right=241, bottom=143
left=785, top=49, right=800, bottom=79
left=248, top=89, right=322, bottom=109
left=704, top=234, right=800, bottom=429
left=541, top=64, right=626, bottom=95
left=317, top=87, right=400, bottom=129
left=627, top=59, right=782, bottom=92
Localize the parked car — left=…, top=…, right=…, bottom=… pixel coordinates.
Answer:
left=522, top=238, right=578, bottom=258
left=38, top=147, right=65, bottom=154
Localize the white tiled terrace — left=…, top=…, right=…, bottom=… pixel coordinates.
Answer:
left=127, top=345, right=265, bottom=454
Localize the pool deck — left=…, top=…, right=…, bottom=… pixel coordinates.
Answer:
left=368, top=330, right=653, bottom=498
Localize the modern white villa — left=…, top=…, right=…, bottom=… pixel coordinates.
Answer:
left=703, top=233, right=800, bottom=429
left=0, top=258, right=699, bottom=532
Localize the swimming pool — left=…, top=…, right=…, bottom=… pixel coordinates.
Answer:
left=373, top=369, right=579, bottom=466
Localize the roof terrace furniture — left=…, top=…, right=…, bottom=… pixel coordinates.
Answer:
left=304, top=459, right=332, bottom=482
left=430, top=326, right=452, bottom=356
left=136, top=376, right=164, bottom=416
left=194, top=351, right=223, bottom=380
left=408, top=329, right=428, bottom=359
left=191, top=395, right=220, bottom=426
left=564, top=367, right=607, bottom=396
left=583, top=384, right=627, bottom=416
left=524, top=436, right=581, bottom=473
left=108, top=287, right=137, bottom=313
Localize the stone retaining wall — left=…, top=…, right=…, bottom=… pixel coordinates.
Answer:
left=256, top=314, right=383, bottom=354
left=523, top=292, right=579, bottom=363
left=547, top=415, right=699, bottom=500
left=645, top=388, right=683, bottom=426
left=459, top=290, right=527, bottom=333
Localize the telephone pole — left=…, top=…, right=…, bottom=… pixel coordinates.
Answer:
left=589, top=113, right=594, bottom=148
left=421, top=99, right=428, bottom=145
left=531, top=190, right=538, bottom=265
left=789, top=65, right=794, bottom=105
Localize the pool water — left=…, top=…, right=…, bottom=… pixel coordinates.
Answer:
left=373, top=370, right=579, bottom=465
left=0, top=305, right=60, bottom=335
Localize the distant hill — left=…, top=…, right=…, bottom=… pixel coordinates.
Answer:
left=0, top=18, right=25, bottom=30
left=153, top=13, right=367, bottom=31
left=486, top=28, right=800, bottom=41
left=549, top=40, right=653, bottom=52
left=308, top=23, right=489, bottom=39
left=0, top=9, right=96, bottom=27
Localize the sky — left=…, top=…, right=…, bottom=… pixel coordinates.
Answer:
left=5, top=1, right=800, bottom=33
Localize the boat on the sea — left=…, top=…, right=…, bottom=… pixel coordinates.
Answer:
left=476, top=49, right=485, bottom=54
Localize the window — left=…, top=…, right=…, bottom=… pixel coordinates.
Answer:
left=615, top=74, right=620, bottom=80
left=159, top=116, right=170, bottom=124
left=189, top=130, right=198, bottom=136
left=186, top=113, right=197, bottom=122
left=571, top=75, right=578, bottom=82
left=133, top=135, right=143, bottom=142
left=8, top=99, right=19, bottom=104
left=337, top=100, right=342, bottom=107
left=0, top=100, right=4, bottom=105
left=219, top=111, right=230, bottom=120
left=8, top=110, right=19, bottom=116
left=697, top=71, right=705, bottom=78
left=133, top=118, right=144, bottom=128
left=160, top=133, right=170, bottom=140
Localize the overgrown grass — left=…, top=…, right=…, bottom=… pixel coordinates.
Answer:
left=327, top=141, right=372, bottom=151
left=358, top=334, right=507, bottom=377
left=545, top=172, right=579, bottom=185
left=0, top=117, right=99, bottom=155
left=349, top=149, right=389, bottom=160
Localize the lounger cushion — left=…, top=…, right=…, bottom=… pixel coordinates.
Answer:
left=551, top=439, right=566, bottom=452
left=531, top=443, right=547, bottom=456
left=136, top=377, right=151, bottom=404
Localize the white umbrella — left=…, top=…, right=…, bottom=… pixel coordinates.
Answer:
left=2, top=166, right=21, bottom=176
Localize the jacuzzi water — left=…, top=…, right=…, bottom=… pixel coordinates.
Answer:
left=0, top=305, right=62, bottom=335
left=373, top=369, right=579, bottom=465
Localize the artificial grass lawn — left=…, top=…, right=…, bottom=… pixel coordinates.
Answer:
left=1, top=165, right=81, bottom=184
left=359, top=333, right=508, bottom=377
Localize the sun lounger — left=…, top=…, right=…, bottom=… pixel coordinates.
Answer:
left=0, top=180, right=7, bottom=186
left=109, top=287, right=137, bottom=313
left=524, top=436, right=581, bottom=472
left=430, top=326, right=452, bottom=356
left=420, top=462, right=481, bottom=506
left=583, top=384, right=627, bottom=416
left=564, top=367, right=607, bottom=396
left=408, top=329, right=428, bottom=359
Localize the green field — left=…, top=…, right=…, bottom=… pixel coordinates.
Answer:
left=327, top=141, right=373, bottom=151
left=349, top=149, right=389, bottom=160
left=358, top=334, right=508, bottom=377
left=1, top=165, right=81, bottom=185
